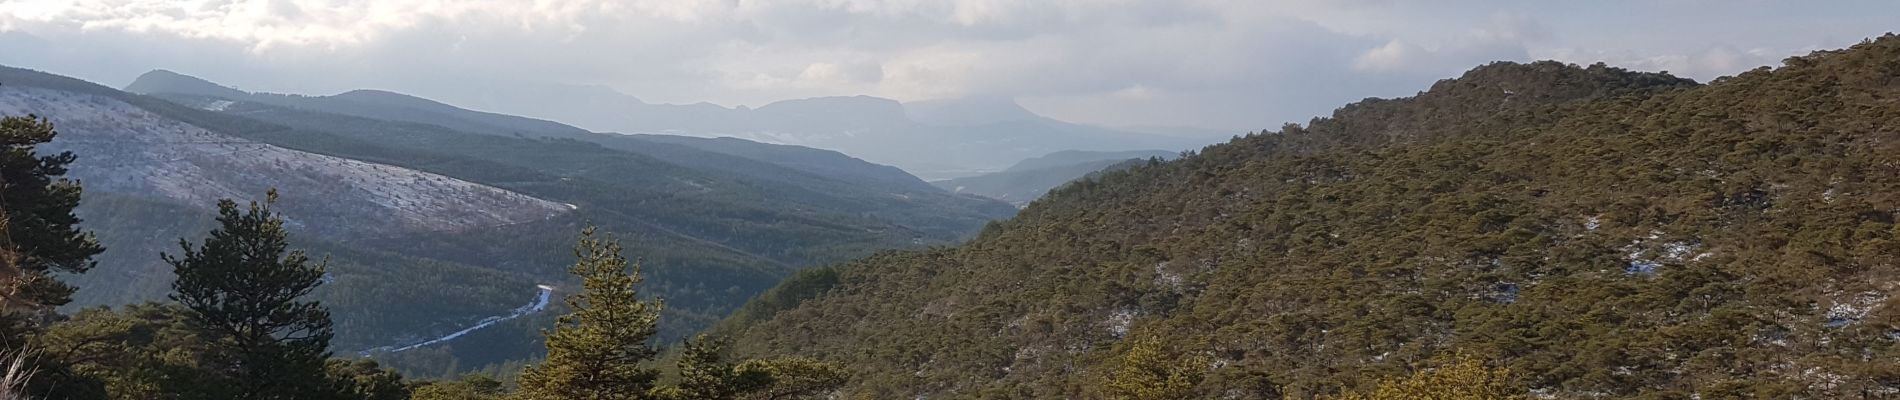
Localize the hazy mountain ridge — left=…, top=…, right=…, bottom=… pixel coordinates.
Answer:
left=129, top=90, right=1015, bottom=251
left=713, top=37, right=1900, bottom=398
left=4, top=64, right=1017, bottom=376
left=293, top=76, right=1224, bottom=179
left=1002, top=149, right=1179, bottom=172
left=126, top=70, right=950, bottom=195
left=934, top=150, right=1178, bottom=206
left=903, top=96, right=1043, bottom=127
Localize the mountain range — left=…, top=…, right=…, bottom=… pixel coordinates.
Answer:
left=934, top=150, right=1179, bottom=206
left=305, top=76, right=1228, bottom=180
left=0, top=65, right=1018, bottom=376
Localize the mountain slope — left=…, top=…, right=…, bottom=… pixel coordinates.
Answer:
left=0, top=86, right=567, bottom=237
left=124, top=70, right=951, bottom=194
left=127, top=91, right=1014, bottom=261
left=1001, top=149, right=1179, bottom=172
left=935, top=157, right=1158, bottom=206
left=0, top=77, right=586, bottom=360
left=4, top=65, right=1015, bottom=376
left=932, top=149, right=1183, bottom=206
left=715, top=37, right=1900, bottom=398
left=310, top=78, right=1217, bottom=179
left=627, top=134, right=936, bottom=192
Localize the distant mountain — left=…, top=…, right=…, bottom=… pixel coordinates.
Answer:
left=934, top=150, right=1178, bottom=206
left=903, top=96, right=1042, bottom=126
left=124, top=70, right=952, bottom=197
left=1001, top=149, right=1179, bottom=172
left=5, top=65, right=1016, bottom=377
left=334, top=79, right=1221, bottom=179
left=628, top=134, right=935, bottom=193
left=713, top=38, right=1900, bottom=398
left=716, top=98, right=1213, bottom=180
left=1115, top=124, right=1247, bottom=139
left=121, top=69, right=249, bottom=99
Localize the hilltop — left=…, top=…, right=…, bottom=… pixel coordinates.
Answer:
left=714, top=36, right=1900, bottom=398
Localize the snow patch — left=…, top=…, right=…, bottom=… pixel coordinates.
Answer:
left=1621, top=231, right=1700, bottom=276
left=0, top=87, right=571, bottom=238
left=1104, top=307, right=1137, bottom=338
left=1154, top=261, right=1184, bottom=290
left=1823, top=291, right=1887, bottom=329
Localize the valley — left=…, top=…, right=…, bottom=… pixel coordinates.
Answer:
left=0, top=64, right=1028, bottom=377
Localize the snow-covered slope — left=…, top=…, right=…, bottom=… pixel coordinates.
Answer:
left=0, top=86, right=568, bottom=238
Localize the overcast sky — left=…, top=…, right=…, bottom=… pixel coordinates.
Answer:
left=0, top=0, right=1895, bottom=132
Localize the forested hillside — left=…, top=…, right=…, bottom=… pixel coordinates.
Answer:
left=0, top=66, right=1016, bottom=377
left=715, top=36, right=1900, bottom=398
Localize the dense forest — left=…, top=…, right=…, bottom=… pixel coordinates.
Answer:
left=709, top=36, right=1900, bottom=398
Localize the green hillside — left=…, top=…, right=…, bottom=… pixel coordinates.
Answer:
left=713, top=37, right=1900, bottom=398
left=0, top=65, right=1016, bottom=377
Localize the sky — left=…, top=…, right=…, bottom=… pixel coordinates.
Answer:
left=0, top=0, right=1895, bottom=132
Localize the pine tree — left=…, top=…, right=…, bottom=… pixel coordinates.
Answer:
left=165, top=190, right=333, bottom=400
left=411, top=375, right=505, bottom=400
left=323, top=359, right=409, bottom=400
left=1331, top=353, right=1523, bottom=400
left=659, top=336, right=766, bottom=400
left=0, top=115, right=103, bottom=311
left=1102, top=334, right=1206, bottom=400
left=655, top=335, right=846, bottom=400
left=516, top=226, right=664, bottom=400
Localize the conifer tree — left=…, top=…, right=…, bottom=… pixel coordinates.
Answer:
left=1102, top=334, right=1206, bottom=400
left=411, top=375, right=505, bottom=400
left=0, top=115, right=103, bottom=311
left=516, top=226, right=664, bottom=400
left=323, top=359, right=409, bottom=400
left=1332, top=353, right=1523, bottom=400
left=165, top=190, right=333, bottom=400
left=659, top=336, right=767, bottom=400
left=655, top=335, right=846, bottom=400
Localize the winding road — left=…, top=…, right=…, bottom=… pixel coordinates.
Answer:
left=361, top=284, right=556, bottom=355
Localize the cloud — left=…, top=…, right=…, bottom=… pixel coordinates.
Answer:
left=1352, top=12, right=1538, bottom=77
left=0, top=1, right=1894, bottom=131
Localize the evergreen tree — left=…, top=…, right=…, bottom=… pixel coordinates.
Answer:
left=37, top=303, right=218, bottom=400
left=0, top=115, right=108, bottom=400
left=411, top=375, right=505, bottom=400
left=729, top=358, right=846, bottom=400
left=658, top=336, right=767, bottom=400
left=516, top=227, right=663, bottom=400
left=656, top=336, right=845, bottom=400
left=0, top=115, right=103, bottom=311
left=1332, top=354, right=1523, bottom=400
left=165, top=190, right=333, bottom=400
left=323, top=359, right=409, bottom=400
left=1102, top=334, right=1206, bottom=400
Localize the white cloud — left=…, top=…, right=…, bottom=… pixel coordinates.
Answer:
left=1353, top=39, right=1416, bottom=72
left=0, top=0, right=1894, bottom=131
